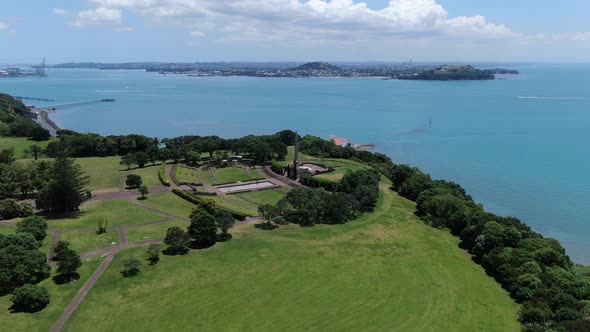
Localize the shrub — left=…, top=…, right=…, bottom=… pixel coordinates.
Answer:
left=10, top=284, right=50, bottom=312
left=159, top=162, right=171, bottom=186
left=121, top=258, right=142, bottom=277
left=17, top=216, right=48, bottom=242
left=171, top=188, right=248, bottom=221
left=0, top=199, right=33, bottom=220
left=125, top=174, right=142, bottom=189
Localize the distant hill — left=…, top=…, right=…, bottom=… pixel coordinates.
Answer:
left=399, top=65, right=495, bottom=81
left=0, top=93, right=47, bottom=139
left=291, top=62, right=342, bottom=71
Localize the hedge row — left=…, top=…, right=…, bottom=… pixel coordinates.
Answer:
left=159, top=162, right=171, bottom=187
left=271, top=159, right=289, bottom=169
left=171, top=188, right=248, bottom=221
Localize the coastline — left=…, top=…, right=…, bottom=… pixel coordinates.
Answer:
left=34, top=108, right=60, bottom=137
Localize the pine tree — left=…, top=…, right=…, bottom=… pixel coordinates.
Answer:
left=36, top=156, right=90, bottom=213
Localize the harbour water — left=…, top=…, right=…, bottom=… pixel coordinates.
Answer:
left=1, top=65, right=589, bottom=264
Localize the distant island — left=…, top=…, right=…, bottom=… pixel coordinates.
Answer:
left=398, top=65, right=519, bottom=81
left=52, top=61, right=519, bottom=80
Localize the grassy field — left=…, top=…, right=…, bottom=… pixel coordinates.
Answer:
left=244, top=167, right=266, bottom=180
left=61, top=185, right=520, bottom=332
left=47, top=199, right=165, bottom=230
left=213, top=167, right=250, bottom=184
left=125, top=220, right=189, bottom=243
left=75, top=157, right=124, bottom=193
left=0, top=256, right=104, bottom=332
left=0, top=137, right=55, bottom=159
left=126, top=164, right=163, bottom=188
left=198, top=168, right=215, bottom=186
left=236, top=189, right=288, bottom=206
left=174, top=166, right=197, bottom=184
left=0, top=224, right=15, bottom=235
left=134, top=193, right=197, bottom=219
left=60, top=230, right=120, bottom=253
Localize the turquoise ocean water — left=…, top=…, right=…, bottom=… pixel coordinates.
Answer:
left=1, top=66, right=589, bottom=263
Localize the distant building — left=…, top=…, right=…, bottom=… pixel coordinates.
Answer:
left=330, top=136, right=350, bottom=147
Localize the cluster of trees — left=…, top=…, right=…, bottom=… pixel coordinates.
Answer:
left=258, top=169, right=380, bottom=228
left=389, top=164, right=590, bottom=331
left=162, top=130, right=295, bottom=164
left=0, top=216, right=50, bottom=312
left=164, top=205, right=236, bottom=254
left=0, top=150, right=90, bottom=218
left=52, top=241, right=83, bottom=284
left=298, top=135, right=394, bottom=175
left=45, top=131, right=159, bottom=158
left=0, top=94, right=50, bottom=140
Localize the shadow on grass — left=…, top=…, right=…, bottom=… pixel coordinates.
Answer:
left=53, top=272, right=81, bottom=285
left=41, top=210, right=87, bottom=221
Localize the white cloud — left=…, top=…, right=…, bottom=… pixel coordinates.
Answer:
left=0, top=22, right=8, bottom=30
left=71, top=7, right=123, bottom=27
left=190, top=30, right=205, bottom=37
left=116, top=26, right=135, bottom=32
left=52, top=8, right=71, bottom=16
left=83, top=0, right=514, bottom=40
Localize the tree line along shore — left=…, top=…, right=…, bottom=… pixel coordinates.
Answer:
left=0, top=93, right=588, bottom=332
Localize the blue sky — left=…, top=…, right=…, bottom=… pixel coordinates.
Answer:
left=1, top=0, right=590, bottom=63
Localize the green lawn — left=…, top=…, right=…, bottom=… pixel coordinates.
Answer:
left=313, top=168, right=348, bottom=181
left=244, top=167, right=266, bottom=180
left=75, top=157, right=125, bottom=193
left=198, top=168, right=215, bottom=186
left=126, top=164, right=163, bottom=188
left=0, top=224, right=15, bottom=235
left=213, top=167, right=250, bottom=184
left=125, top=220, right=188, bottom=243
left=134, top=193, right=197, bottom=219
left=0, top=137, right=55, bottom=159
left=208, top=195, right=259, bottom=216
left=0, top=256, right=104, bottom=332
left=47, top=199, right=165, bottom=230
left=174, top=166, right=197, bottom=184
left=236, top=189, right=288, bottom=206
left=60, top=230, right=120, bottom=253
left=62, top=185, right=519, bottom=332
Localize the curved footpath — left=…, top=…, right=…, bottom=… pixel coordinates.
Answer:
left=48, top=187, right=257, bottom=332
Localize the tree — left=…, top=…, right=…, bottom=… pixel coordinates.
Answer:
left=0, top=233, right=41, bottom=250
left=53, top=241, right=70, bottom=260
left=10, top=284, right=50, bottom=312
left=30, top=127, right=51, bottom=141
left=185, top=151, right=201, bottom=166
left=120, top=153, right=136, bottom=170
left=96, top=217, right=109, bottom=234
left=147, top=244, right=161, bottom=265
left=36, top=156, right=90, bottom=213
left=138, top=185, right=149, bottom=199
left=17, top=216, right=47, bottom=242
left=55, top=248, right=82, bottom=283
left=0, top=199, right=33, bottom=220
left=29, top=144, right=42, bottom=160
left=188, top=209, right=218, bottom=248
left=125, top=174, right=142, bottom=189
left=258, top=204, right=279, bottom=228
left=0, top=148, right=15, bottom=165
left=134, top=151, right=149, bottom=168
left=215, top=210, right=235, bottom=241
left=122, top=258, right=142, bottom=277
left=0, top=244, right=49, bottom=295
left=164, top=227, right=190, bottom=255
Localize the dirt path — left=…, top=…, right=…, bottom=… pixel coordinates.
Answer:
left=47, top=229, right=63, bottom=262
left=87, top=186, right=171, bottom=203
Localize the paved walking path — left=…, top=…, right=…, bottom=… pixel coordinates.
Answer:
left=50, top=252, right=115, bottom=332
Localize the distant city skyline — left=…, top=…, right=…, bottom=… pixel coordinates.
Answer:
left=1, top=0, right=590, bottom=63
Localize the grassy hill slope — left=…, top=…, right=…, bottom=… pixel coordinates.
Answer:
left=63, top=184, right=520, bottom=331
